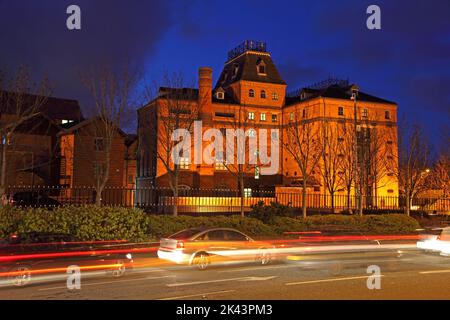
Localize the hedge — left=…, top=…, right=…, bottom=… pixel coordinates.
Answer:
left=0, top=206, right=421, bottom=242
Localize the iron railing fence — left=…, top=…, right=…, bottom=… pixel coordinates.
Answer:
left=5, top=185, right=450, bottom=215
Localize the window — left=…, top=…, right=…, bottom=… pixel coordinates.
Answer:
left=94, top=138, right=104, bottom=151
left=338, top=137, right=344, bottom=143
left=216, top=91, right=224, bottom=100
left=224, top=230, right=248, bottom=241
left=248, top=129, right=256, bottom=138
left=260, top=90, right=266, bottom=99
left=244, top=188, right=252, bottom=198
left=362, top=108, right=368, bottom=118
left=387, top=140, right=393, bottom=145
left=385, top=111, right=390, bottom=119
left=254, top=166, right=260, bottom=180
left=232, top=64, right=239, bottom=77
left=272, top=114, right=278, bottom=122
left=258, top=64, right=266, bottom=74
left=256, top=59, right=266, bottom=75
left=249, top=89, right=255, bottom=98
left=248, top=112, right=255, bottom=120
left=179, top=157, right=190, bottom=170
left=260, top=113, right=266, bottom=121
left=272, top=92, right=279, bottom=100
left=215, top=112, right=234, bottom=118
left=338, top=106, right=344, bottom=116
left=289, top=112, right=294, bottom=121
left=215, top=159, right=227, bottom=171
left=302, top=109, right=306, bottom=118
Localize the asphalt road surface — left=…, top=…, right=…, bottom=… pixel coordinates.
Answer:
left=0, top=250, right=449, bottom=300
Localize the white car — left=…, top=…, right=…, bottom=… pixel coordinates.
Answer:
left=417, top=227, right=450, bottom=256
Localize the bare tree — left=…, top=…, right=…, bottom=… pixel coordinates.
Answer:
left=145, top=73, right=199, bottom=216
left=389, top=122, right=431, bottom=215
left=283, top=109, right=322, bottom=218
left=318, top=121, right=343, bottom=213
left=220, top=103, right=255, bottom=217
left=337, top=121, right=357, bottom=212
left=82, top=66, right=137, bottom=205
left=0, top=66, right=50, bottom=205
left=429, top=154, right=450, bottom=198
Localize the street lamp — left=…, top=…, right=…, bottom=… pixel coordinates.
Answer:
left=351, top=84, right=361, bottom=215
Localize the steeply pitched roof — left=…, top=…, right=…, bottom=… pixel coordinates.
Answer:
left=157, top=87, right=239, bottom=105
left=0, top=91, right=84, bottom=122
left=215, top=51, right=286, bottom=89
left=286, top=84, right=396, bottom=106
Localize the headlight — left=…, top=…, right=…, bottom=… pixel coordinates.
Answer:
left=126, top=253, right=133, bottom=260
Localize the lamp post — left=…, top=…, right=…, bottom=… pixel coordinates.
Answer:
left=351, top=84, right=361, bottom=215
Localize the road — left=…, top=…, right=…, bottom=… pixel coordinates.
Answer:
left=0, top=250, right=449, bottom=300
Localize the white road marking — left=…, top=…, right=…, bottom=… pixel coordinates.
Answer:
left=285, top=275, right=384, bottom=286
left=166, top=276, right=276, bottom=287
left=219, top=264, right=300, bottom=273
left=419, top=269, right=450, bottom=274
left=158, top=290, right=236, bottom=300
left=38, top=275, right=174, bottom=291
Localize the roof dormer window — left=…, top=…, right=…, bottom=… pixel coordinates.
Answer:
left=256, top=59, right=266, bottom=75
left=232, top=64, right=239, bottom=78
left=216, top=91, right=224, bottom=100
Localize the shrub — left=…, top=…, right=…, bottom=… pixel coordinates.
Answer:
left=0, top=206, right=422, bottom=242
left=146, top=215, right=276, bottom=239
left=248, top=201, right=294, bottom=224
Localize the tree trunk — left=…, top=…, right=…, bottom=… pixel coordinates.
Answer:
left=302, top=179, right=307, bottom=218
left=331, top=192, right=335, bottom=214
left=239, top=171, right=245, bottom=217
left=405, top=188, right=411, bottom=216
left=346, top=189, right=351, bottom=212
left=173, top=186, right=178, bottom=217
left=0, top=140, right=7, bottom=206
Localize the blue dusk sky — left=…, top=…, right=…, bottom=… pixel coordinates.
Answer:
left=0, top=0, right=449, bottom=150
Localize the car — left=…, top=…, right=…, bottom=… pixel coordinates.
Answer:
left=157, top=227, right=274, bottom=270
left=417, top=227, right=450, bottom=256
left=0, top=232, right=134, bottom=287
left=8, top=192, right=61, bottom=208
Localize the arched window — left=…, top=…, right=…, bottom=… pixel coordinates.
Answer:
left=256, top=59, right=266, bottom=75
left=249, top=89, right=255, bottom=97
left=260, top=90, right=266, bottom=99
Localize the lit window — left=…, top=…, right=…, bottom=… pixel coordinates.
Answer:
left=260, top=113, right=266, bottom=121
left=272, top=92, right=279, bottom=100
left=272, top=114, right=278, bottom=122
left=338, top=106, right=344, bottom=116
left=244, top=188, right=252, bottom=198
left=362, top=108, right=368, bottom=118
left=215, top=159, right=227, bottom=171
left=254, top=166, right=260, bottom=180
left=260, top=90, right=266, bottom=99
left=179, top=157, right=190, bottom=170
left=289, top=112, right=294, bottom=121
left=248, top=112, right=255, bottom=120
left=385, top=111, right=390, bottom=119
left=249, top=89, right=255, bottom=98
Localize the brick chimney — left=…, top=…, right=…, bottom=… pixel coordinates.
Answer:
left=198, top=67, right=212, bottom=120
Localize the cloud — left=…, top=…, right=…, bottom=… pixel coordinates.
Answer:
left=0, top=0, right=172, bottom=111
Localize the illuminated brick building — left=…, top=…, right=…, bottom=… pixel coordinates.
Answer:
left=137, top=40, right=399, bottom=201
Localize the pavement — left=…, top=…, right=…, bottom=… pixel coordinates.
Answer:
left=0, top=250, right=449, bottom=300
